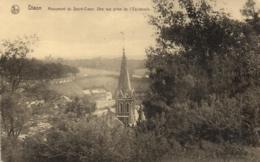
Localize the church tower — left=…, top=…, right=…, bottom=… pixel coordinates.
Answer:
left=116, top=49, right=136, bottom=125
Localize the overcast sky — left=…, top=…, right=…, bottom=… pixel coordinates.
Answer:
left=0, top=0, right=259, bottom=60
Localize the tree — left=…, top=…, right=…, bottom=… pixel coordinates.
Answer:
left=65, top=97, right=96, bottom=118
left=23, top=110, right=171, bottom=162
left=0, top=36, right=36, bottom=162
left=241, top=0, right=259, bottom=22
left=20, top=58, right=79, bottom=81
left=0, top=36, right=79, bottom=91
left=0, top=36, right=80, bottom=162
left=0, top=92, right=32, bottom=162
left=0, top=36, right=38, bottom=92
left=144, top=0, right=260, bottom=146
left=23, top=114, right=132, bottom=162
left=0, top=93, right=31, bottom=138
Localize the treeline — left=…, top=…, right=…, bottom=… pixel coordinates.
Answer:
left=22, top=59, right=79, bottom=80
left=64, top=57, right=145, bottom=72
left=0, top=37, right=79, bottom=92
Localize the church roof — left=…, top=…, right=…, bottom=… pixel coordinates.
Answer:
left=117, top=49, right=133, bottom=96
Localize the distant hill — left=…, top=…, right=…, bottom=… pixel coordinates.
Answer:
left=63, top=57, right=146, bottom=73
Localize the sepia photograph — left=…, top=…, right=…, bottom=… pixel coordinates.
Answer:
left=0, top=0, right=260, bottom=162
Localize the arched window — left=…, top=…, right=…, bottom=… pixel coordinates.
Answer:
left=118, top=102, right=123, bottom=113
left=126, top=103, right=129, bottom=113
left=122, top=103, right=125, bottom=113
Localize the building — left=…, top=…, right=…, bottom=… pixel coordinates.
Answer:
left=83, top=88, right=115, bottom=110
left=115, top=49, right=137, bottom=125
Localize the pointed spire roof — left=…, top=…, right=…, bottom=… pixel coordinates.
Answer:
left=117, top=48, right=132, bottom=95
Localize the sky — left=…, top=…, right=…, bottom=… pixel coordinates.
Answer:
left=0, top=0, right=259, bottom=60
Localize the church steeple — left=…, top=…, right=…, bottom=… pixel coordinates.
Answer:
left=115, top=48, right=136, bottom=126
left=117, top=48, right=133, bottom=97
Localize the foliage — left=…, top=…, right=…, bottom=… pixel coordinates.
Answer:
left=0, top=92, right=32, bottom=162
left=241, top=0, right=260, bottom=31
left=0, top=36, right=37, bottom=92
left=24, top=115, right=128, bottom=162
left=164, top=97, right=243, bottom=146
left=24, top=82, right=59, bottom=101
left=64, top=97, right=96, bottom=118
left=23, top=112, right=174, bottom=162
left=0, top=37, right=79, bottom=93
left=144, top=0, right=260, bottom=147
left=0, top=36, right=78, bottom=162
left=22, top=58, right=79, bottom=80
left=0, top=92, right=31, bottom=139
left=2, top=137, right=24, bottom=162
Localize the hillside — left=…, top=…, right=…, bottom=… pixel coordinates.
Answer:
left=49, top=67, right=149, bottom=98
left=63, top=57, right=146, bottom=73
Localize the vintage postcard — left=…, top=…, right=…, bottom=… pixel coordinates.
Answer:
left=0, top=0, right=259, bottom=162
